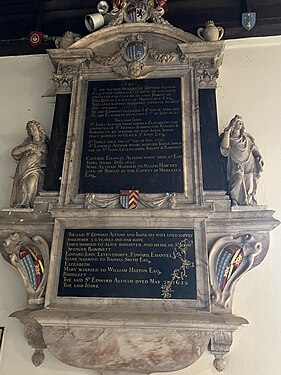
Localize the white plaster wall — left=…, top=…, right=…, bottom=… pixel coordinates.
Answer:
left=0, top=37, right=281, bottom=375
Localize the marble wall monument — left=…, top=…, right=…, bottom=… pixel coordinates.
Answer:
left=0, top=1, right=279, bottom=374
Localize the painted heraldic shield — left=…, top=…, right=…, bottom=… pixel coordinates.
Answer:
left=120, top=190, right=139, bottom=209
left=241, top=12, right=256, bottom=31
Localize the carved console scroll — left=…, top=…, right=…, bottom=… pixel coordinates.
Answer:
left=1, top=232, right=50, bottom=308
left=209, top=233, right=263, bottom=309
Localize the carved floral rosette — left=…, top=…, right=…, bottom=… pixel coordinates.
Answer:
left=209, top=233, right=263, bottom=309
left=1, top=232, right=49, bottom=307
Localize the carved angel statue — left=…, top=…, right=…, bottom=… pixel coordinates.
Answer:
left=10, top=120, right=49, bottom=208
left=220, top=115, right=264, bottom=206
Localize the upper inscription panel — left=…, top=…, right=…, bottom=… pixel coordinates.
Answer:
left=79, top=77, right=183, bottom=194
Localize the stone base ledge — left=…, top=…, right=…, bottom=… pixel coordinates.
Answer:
left=12, top=309, right=247, bottom=374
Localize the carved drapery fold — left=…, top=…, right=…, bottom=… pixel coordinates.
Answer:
left=85, top=193, right=176, bottom=209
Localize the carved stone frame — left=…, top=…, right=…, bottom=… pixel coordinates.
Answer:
left=58, top=67, right=203, bottom=207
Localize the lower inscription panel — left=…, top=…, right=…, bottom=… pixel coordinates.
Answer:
left=58, top=229, right=197, bottom=300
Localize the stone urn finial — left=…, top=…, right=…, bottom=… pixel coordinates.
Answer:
left=197, top=20, right=224, bottom=42
left=55, top=31, right=81, bottom=49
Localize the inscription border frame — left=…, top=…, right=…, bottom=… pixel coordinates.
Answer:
left=45, top=215, right=210, bottom=312
left=58, top=66, right=203, bottom=207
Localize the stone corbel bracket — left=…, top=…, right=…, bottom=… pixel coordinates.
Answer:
left=10, top=310, right=47, bottom=367
left=209, top=233, right=264, bottom=310
left=0, top=232, right=50, bottom=308
left=210, top=330, right=233, bottom=372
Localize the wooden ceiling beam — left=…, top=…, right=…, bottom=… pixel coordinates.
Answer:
left=44, top=8, right=98, bottom=22
left=35, top=0, right=46, bottom=30
left=0, top=3, right=36, bottom=16
left=45, top=0, right=99, bottom=12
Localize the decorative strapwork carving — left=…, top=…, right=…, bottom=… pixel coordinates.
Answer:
left=209, top=234, right=262, bottom=309
left=10, top=120, right=49, bottom=209
left=1, top=233, right=50, bottom=308
left=220, top=115, right=264, bottom=207
left=210, top=331, right=233, bottom=373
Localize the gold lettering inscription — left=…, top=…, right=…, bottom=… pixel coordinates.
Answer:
left=83, top=79, right=183, bottom=180
left=59, top=229, right=196, bottom=299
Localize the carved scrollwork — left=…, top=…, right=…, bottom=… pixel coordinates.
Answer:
left=209, top=233, right=263, bottom=309
left=108, top=1, right=126, bottom=26
left=1, top=232, right=50, bottom=308
left=150, top=6, right=169, bottom=24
